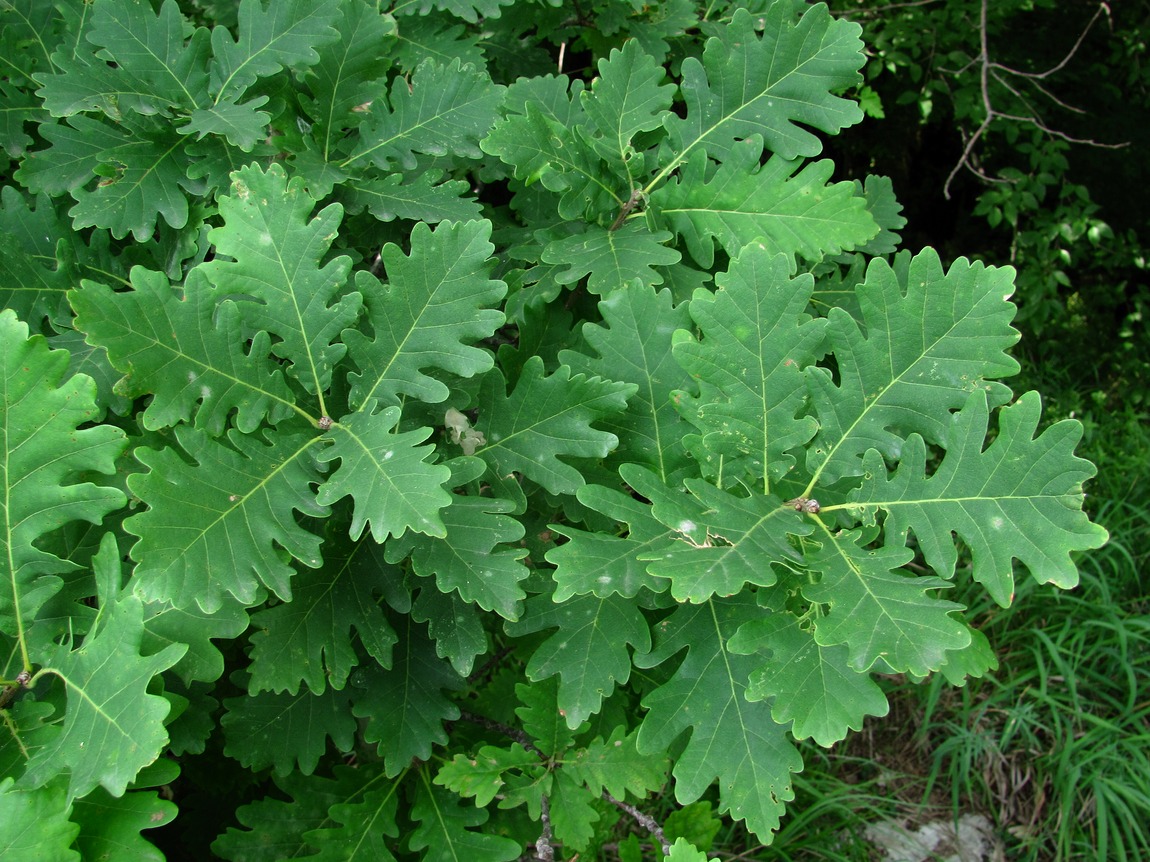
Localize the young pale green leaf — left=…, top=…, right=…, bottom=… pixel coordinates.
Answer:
left=315, top=403, right=452, bottom=541
left=651, top=140, right=878, bottom=270
left=388, top=495, right=528, bottom=621
left=548, top=483, right=674, bottom=601
left=208, top=0, right=341, bottom=103
left=436, top=743, right=540, bottom=808
left=664, top=837, right=708, bottom=862
left=626, top=464, right=809, bottom=604
left=344, top=219, right=505, bottom=409
left=672, top=247, right=827, bottom=486
left=408, top=779, right=520, bottom=862
left=221, top=685, right=356, bottom=776
left=70, top=268, right=297, bottom=435
left=352, top=621, right=463, bottom=777
left=203, top=162, right=361, bottom=398
left=0, top=310, right=127, bottom=641
left=344, top=58, right=504, bottom=171
left=38, top=0, right=210, bottom=119
left=661, top=4, right=864, bottom=165
left=475, top=357, right=636, bottom=496
left=804, top=529, right=970, bottom=675
left=635, top=596, right=803, bottom=842
left=71, top=784, right=177, bottom=862
left=508, top=591, right=651, bottom=728
left=22, top=535, right=186, bottom=802
left=541, top=223, right=681, bottom=295
left=0, top=778, right=79, bottom=862
left=246, top=540, right=402, bottom=695
left=728, top=612, right=889, bottom=747
left=850, top=389, right=1108, bottom=606
left=565, top=726, right=669, bottom=801
left=806, top=249, right=1021, bottom=485
left=560, top=282, right=696, bottom=481
left=549, top=770, right=599, bottom=851
left=126, top=425, right=327, bottom=613
left=579, top=39, right=675, bottom=171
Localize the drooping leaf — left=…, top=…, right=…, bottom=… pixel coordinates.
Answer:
left=344, top=219, right=506, bottom=409
left=70, top=267, right=297, bottom=436
left=805, top=249, right=1021, bottom=485
left=506, top=592, right=651, bottom=729
left=728, top=611, right=889, bottom=747
left=126, top=425, right=327, bottom=612
left=651, top=140, right=878, bottom=270
left=202, top=162, right=362, bottom=397
left=0, top=310, right=127, bottom=640
left=662, top=4, right=864, bottom=164
left=672, top=247, right=827, bottom=486
left=850, top=389, right=1109, bottom=605
left=475, top=357, right=636, bottom=496
left=345, top=58, right=504, bottom=170
left=635, top=596, right=803, bottom=841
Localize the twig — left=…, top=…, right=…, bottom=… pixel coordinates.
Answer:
left=457, top=710, right=546, bottom=758
left=535, top=794, right=555, bottom=862
left=603, top=791, right=671, bottom=856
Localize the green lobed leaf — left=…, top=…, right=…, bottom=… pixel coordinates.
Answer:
left=728, top=611, right=889, bottom=747
left=301, top=767, right=402, bottom=862
left=344, top=219, right=506, bottom=409
left=141, top=593, right=250, bottom=686
left=0, top=231, right=73, bottom=330
left=208, top=0, right=341, bottom=103
left=803, top=529, right=970, bottom=675
left=70, top=267, right=297, bottom=436
left=352, top=619, right=463, bottom=776
left=246, top=538, right=402, bottom=695
left=345, top=57, right=504, bottom=171
left=506, top=592, right=651, bottom=729
left=514, top=676, right=575, bottom=758
left=662, top=4, right=865, bottom=164
left=22, top=535, right=186, bottom=801
left=314, top=402, right=452, bottom=542
left=202, top=162, right=362, bottom=397
left=626, top=464, right=809, bottom=604
left=541, top=223, right=682, bottom=295
left=0, top=778, right=80, bottom=862
left=805, top=249, right=1021, bottom=485
left=0, top=310, right=127, bottom=641
left=548, top=483, right=674, bottom=601
left=635, top=595, right=803, bottom=842
left=126, top=425, right=327, bottom=612
left=651, top=140, right=878, bottom=270
left=411, top=581, right=488, bottom=675
left=71, top=784, right=177, bottom=862
left=475, top=357, right=636, bottom=496
left=408, top=778, right=521, bottom=862
left=565, top=726, right=669, bottom=801
left=435, top=743, right=540, bottom=808
left=850, top=389, right=1109, bottom=605
left=344, top=172, right=483, bottom=224
left=549, top=770, right=599, bottom=851
left=221, top=684, right=356, bottom=776
left=671, top=247, right=827, bottom=487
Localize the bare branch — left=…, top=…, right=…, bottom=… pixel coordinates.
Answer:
left=604, top=791, right=671, bottom=856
